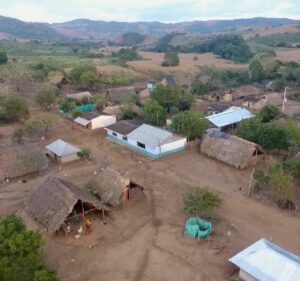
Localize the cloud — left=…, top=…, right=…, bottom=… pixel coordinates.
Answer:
left=0, top=0, right=299, bottom=23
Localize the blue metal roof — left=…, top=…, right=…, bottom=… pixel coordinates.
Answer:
left=206, top=107, right=254, bottom=128
left=229, top=238, right=300, bottom=281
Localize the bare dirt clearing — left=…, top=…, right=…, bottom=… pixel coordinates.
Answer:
left=1, top=117, right=300, bottom=281
left=128, top=51, right=247, bottom=74
left=276, top=48, right=300, bottom=63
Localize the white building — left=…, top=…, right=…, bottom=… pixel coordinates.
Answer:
left=74, top=111, right=116, bottom=130
left=105, top=120, right=187, bottom=158
left=229, top=238, right=300, bottom=281
left=45, top=139, right=80, bottom=163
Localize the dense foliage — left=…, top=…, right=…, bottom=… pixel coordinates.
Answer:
left=257, top=105, right=281, bottom=123
left=144, top=100, right=167, bottom=126
left=0, top=93, right=29, bottom=121
left=112, top=48, right=140, bottom=62
left=161, top=51, right=179, bottom=67
left=121, top=32, right=145, bottom=46
left=250, top=32, right=300, bottom=47
left=0, top=51, right=8, bottom=64
left=68, top=65, right=98, bottom=87
left=0, top=215, right=59, bottom=281
left=183, top=187, right=222, bottom=218
left=171, top=111, right=209, bottom=141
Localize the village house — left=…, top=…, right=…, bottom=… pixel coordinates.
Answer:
left=45, top=139, right=81, bottom=163
left=200, top=129, right=263, bottom=169
left=147, top=80, right=157, bottom=90
left=229, top=238, right=300, bottom=281
left=161, top=75, right=191, bottom=90
left=206, top=106, right=254, bottom=131
left=48, top=71, right=68, bottom=87
left=66, top=91, right=93, bottom=101
left=207, top=103, right=232, bottom=115
left=225, top=85, right=261, bottom=102
left=242, top=95, right=267, bottom=110
left=138, top=88, right=151, bottom=105
left=0, top=144, right=48, bottom=182
left=105, top=120, right=187, bottom=158
left=106, top=86, right=137, bottom=103
left=25, top=176, right=110, bottom=235
left=85, top=168, right=143, bottom=207
left=74, top=111, right=116, bottom=130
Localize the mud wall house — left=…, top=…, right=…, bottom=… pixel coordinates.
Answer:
left=230, top=85, right=261, bottom=101
left=207, top=103, right=232, bottom=115
left=0, top=144, right=48, bottom=182
left=206, top=106, right=254, bottom=131
left=74, top=111, right=116, bottom=130
left=106, top=86, right=137, bottom=103
left=242, top=96, right=267, bottom=110
left=45, top=139, right=80, bottom=163
left=85, top=168, right=132, bottom=207
left=105, top=120, right=187, bottom=158
left=66, top=91, right=92, bottom=101
left=24, top=176, right=109, bottom=235
left=200, top=129, right=263, bottom=169
left=229, top=238, right=300, bottom=281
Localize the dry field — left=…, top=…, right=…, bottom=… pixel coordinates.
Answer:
left=276, top=48, right=300, bottom=63
left=96, top=65, right=143, bottom=77
left=1, top=111, right=300, bottom=281
left=128, top=51, right=247, bottom=74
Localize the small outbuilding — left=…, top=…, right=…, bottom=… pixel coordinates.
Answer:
left=200, top=129, right=263, bottom=169
left=206, top=106, right=254, bottom=130
left=45, top=139, right=80, bottom=163
left=0, top=144, right=48, bottom=181
left=105, top=121, right=187, bottom=158
left=229, top=238, right=300, bottom=281
left=86, top=168, right=143, bottom=207
left=74, top=111, right=116, bottom=130
left=25, top=176, right=109, bottom=235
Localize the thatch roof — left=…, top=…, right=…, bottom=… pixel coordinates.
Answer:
left=106, top=86, right=137, bottom=103
left=85, top=168, right=130, bottom=207
left=25, top=176, right=109, bottom=235
left=102, top=105, right=142, bottom=119
left=200, top=130, right=263, bottom=169
left=66, top=91, right=92, bottom=100
left=228, top=85, right=261, bottom=100
left=0, top=144, right=48, bottom=181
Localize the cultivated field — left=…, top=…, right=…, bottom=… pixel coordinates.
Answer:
left=1, top=115, right=300, bottom=281
left=276, top=48, right=300, bottom=63
left=128, top=51, right=247, bottom=75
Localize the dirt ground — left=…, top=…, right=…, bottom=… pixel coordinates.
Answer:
left=276, top=48, right=300, bottom=63
left=1, top=114, right=300, bottom=281
left=128, top=51, right=247, bottom=75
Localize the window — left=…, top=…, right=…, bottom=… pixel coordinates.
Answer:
left=137, top=142, right=146, bottom=149
left=122, top=136, right=128, bottom=141
left=112, top=132, right=117, bottom=137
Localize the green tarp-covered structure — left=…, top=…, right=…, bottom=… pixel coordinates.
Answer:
left=184, top=217, right=212, bottom=239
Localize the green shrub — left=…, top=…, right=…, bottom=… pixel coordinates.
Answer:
left=78, top=147, right=91, bottom=160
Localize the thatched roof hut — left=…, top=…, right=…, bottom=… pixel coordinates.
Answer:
left=200, top=130, right=263, bottom=169
left=85, top=168, right=130, bottom=207
left=106, top=86, right=137, bottom=103
left=25, top=176, right=109, bottom=235
left=0, top=144, right=48, bottom=181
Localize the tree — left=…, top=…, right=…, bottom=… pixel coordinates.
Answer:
left=144, top=100, right=167, bottom=126
left=4, top=63, right=31, bottom=91
left=11, top=128, right=24, bottom=144
left=59, top=98, right=75, bottom=113
left=183, top=187, right=222, bottom=218
left=94, top=94, right=109, bottom=110
left=35, top=89, right=56, bottom=111
left=79, top=71, right=98, bottom=88
left=268, top=163, right=294, bottom=205
left=0, top=93, right=29, bottom=121
left=249, top=60, right=265, bottom=82
left=171, top=111, right=209, bottom=141
left=25, top=113, right=55, bottom=139
left=258, top=105, right=280, bottom=123
left=161, top=51, right=179, bottom=67
left=236, top=117, right=263, bottom=143
left=0, top=51, right=8, bottom=65
left=0, top=215, right=59, bottom=281
left=69, top=65, right=96, bottom=84
left=71, top=108, right=82, bottom=118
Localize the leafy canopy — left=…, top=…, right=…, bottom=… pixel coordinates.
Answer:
left=144, top=100, right=167, bottom=126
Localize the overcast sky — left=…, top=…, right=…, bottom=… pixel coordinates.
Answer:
left=1, top=0, right=300, bottom=23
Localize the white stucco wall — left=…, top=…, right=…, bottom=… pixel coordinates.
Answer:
left=91, top=115, right=116, bottom=130
left=60, top=153, right=80, bottom=163
left=159, top=138, right=187, bottom=154
left=239, top=269, right=259, bottom=281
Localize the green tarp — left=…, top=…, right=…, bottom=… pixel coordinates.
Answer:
left=184, top=217, right=212, bottom=239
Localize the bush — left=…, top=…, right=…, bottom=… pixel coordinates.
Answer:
left=258, top=105, right=281, bottom=123
left=35, top=89, right=56, bottom=111
left=284, top=159, right=300, bottom=177
left=11, top=128, right=24, bottom=144
left=78, top=147, right=91, bottom=160
left=71, top=108, right=82, bottom=118
left=0, top=51, right=8, bottom=64
left=161, top=51, right=179, bottom=67
left=183, top=187, right=222, bottom=218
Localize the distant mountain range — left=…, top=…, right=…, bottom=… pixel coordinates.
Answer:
left=0, top=15, right=299, bottom=40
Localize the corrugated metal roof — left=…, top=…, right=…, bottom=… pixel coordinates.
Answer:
left=127, top=124, right=184, bottom=148
left=46, top=139, right=80, bottom=157
left=207, top=107, right=254, bottom=128
left=229, top=238, right=300, bottom=281
left=74, top=117, right=90, bottom=126
left=105, top=120, right=142, bottom=135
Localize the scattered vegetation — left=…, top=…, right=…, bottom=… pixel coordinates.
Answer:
left=161, top=51, right=179, bottom=67
left=35, top=89, right=57, bottom=111
left=78, top=147, right=91, bottom=160
left=25, top=113, right=55, bottom=139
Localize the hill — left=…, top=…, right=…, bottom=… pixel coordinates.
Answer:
left=0, top=15, right=299, bottom=40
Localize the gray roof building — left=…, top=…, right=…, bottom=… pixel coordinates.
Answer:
left=46, top=139, right=80, bottom=157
